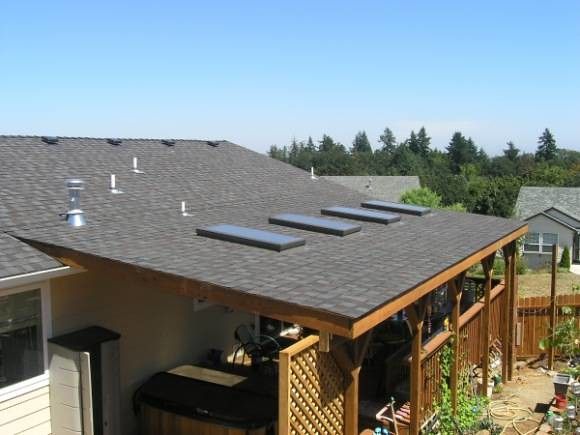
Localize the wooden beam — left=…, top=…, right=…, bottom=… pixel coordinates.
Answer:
left=548, top=244, right=558, bottom=370
left=507, top=243, right=518, bottom=381
left=351, top=225, right=528, bottom=338
left=448, top=272, right=465, bottom=414
left=481, top=252, right=496, bottom=397
left=278, top=349, right=290, bottom=434
left=407, top=296, right=428, bottom=435
left=24, top=240, right=353, bottom=337
left=319, top=331, right=331, bottom=352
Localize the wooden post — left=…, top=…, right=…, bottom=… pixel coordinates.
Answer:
left=335, top=331, right=372, bottom=435
left=448, top=272, right=465, bottom=414
left=319, top=331, right=331, bottom=352
left=407, top=297, right=428, bottom=435
left=501, top=243, right=515, bottom=382
left=548, top=244, right=558, bottom=370
left=505, top=241, right=517, bottom=381
left=481, top=253, right=496, bottom=397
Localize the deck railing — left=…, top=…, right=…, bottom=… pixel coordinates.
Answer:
left=419, top=278, right=505, bottom=423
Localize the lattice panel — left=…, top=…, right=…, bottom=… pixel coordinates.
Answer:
left=288, top=347, right=345, bottom=434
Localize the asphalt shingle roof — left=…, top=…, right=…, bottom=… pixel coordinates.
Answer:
left=321, top=176, right=420, bottom=202
left=516, top=187, right=580, bottom=220
left=0, top=136, right=525, bottom=320
left=0, top=233, right=62, bottom=279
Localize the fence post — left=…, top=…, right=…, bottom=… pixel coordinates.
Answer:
left=548, top=244, right=558, bottom=370
left=481, top=253, right=495, bottom=397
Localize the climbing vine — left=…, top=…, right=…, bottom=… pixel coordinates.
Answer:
left=434, top=340, right=492, bottom=434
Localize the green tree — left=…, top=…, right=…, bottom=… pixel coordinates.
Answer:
left=415, top=127, right=431, bottom=157
left=268, top=145, right=288, bottom=161
left=446, top=132, right=478, bottom=173
left=400, top=187, right=442, bottom=208
left=351, top=131, right=372, bottom=154
left=378, top=127, right=397, bottom=154
left=504, top=141, right=520, bottom=162
left=560, top=246, right=571, bottom=269
left=536, top=128, right=558, bottom=161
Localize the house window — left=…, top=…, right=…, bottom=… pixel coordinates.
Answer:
left=523, top=232, right=558, bottom=254
left=523, top=232, right=540, bottom=252
left=0, top=283, right=50, bottom=399
left=541, top=233, right=558, bottom=253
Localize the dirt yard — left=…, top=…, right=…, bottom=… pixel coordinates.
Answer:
left=518, top=270, right=580, bottom=297
left=489, top=361, right=571, bottom=434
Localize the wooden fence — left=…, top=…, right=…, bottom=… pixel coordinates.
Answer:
left=516, top=293, right=580, bottom=358
left=279, top=335, right=346, bottom=435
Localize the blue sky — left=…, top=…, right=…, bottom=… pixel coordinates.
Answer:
left=1, top=1, right=579, bottom=155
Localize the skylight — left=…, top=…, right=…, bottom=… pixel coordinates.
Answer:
left=361, top=200, right=431, bottom=216
left=321, top=206, right=400, bottom=224
left=269, top=213, right=361, bottom=236
left=196, top=224, right=305, bottom=251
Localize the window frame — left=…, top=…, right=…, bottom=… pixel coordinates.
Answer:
left=0, top=281, right=51, bottom=403
left=523, top=232, right=560, bottom=254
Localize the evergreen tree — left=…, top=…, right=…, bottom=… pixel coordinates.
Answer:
left=415, top=127, right=431, bottom=157
left=306, top=136, right=316, bottom=151
left=407, top=131, right=420, bottom=154
left=378, top=127, right=397, bottom=154
left=536, top=128, right=558, bottom=161
left=446, top=132, right=478, bottom=173
left=504, top=141, right=520, bottom=162
left=351, top=131, right=372, bottom=154
left=319, top=134, right=340, bottom=153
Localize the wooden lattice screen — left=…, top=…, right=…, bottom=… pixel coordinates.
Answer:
left=279, top=335, right=346, bottom=435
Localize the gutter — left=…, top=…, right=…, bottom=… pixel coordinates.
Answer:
left=0, top=265, right=83, bottom=289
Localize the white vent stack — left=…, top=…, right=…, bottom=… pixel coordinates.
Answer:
left=109, top=174, right=122, bottom=194
left=65, top=179, right=86, bottom=227
left=131, top=157, right=144, bottom=174
left=181, top=201, right=191, bottom=217
left=310, top=167, right=318, bottom=180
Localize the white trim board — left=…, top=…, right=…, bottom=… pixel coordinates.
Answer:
left=0, top=266, right=83, bottom=289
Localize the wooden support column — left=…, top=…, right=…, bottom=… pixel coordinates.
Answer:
left=481, top=252, right=496, bottom=397
left=448, top=272, right=466, bottom=414
left=407, top=296, right=428, bottom=435
left=548, top=244, right=558, bottom=370
left=333, top=331, right=372, bottom=435
left=502, top=240, right=517, bottom=381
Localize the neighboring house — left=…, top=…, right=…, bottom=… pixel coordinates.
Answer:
left=515, top=187, right=580, bottom=269
left=321, top=176, right=420, bottom=202
left=0, top=136, right=526, bottom=435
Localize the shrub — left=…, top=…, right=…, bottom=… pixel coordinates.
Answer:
left=560, top=246, right=571, bottom=270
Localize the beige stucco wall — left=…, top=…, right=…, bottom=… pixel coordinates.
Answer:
left=524, top=214, right=575, bottom=269
left=49, top=268, right=253, bottom=434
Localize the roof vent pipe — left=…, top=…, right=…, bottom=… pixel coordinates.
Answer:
left=310, top=167, right=318, bottom=180
left=110, top=174, right=122, bottom=194
left=65, top=179, right=86, bottom=227
left=181, top=201, right=191, bottom=217
left=131, top=157, right=144, bottom=174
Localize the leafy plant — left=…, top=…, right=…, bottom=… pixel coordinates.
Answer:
left=538, top=306, right=580, bottom=362
left=434, top=342, right=489, bottom=434
left=560, top=246, right=571, bottom=270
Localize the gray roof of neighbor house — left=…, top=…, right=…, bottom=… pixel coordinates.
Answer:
left=322, top=176, right=420, bottom=202
left=516, top=187, right=580, bottom=221
left=0, top=233, right=62, bottom=280
left=0, top=136, right=525, bottom=322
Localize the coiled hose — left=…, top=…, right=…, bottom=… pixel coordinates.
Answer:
left=487, top=397, right=543, bottom=435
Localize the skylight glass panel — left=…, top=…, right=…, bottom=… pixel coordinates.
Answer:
left=196, top=224, right=305, bottom=251
left=361, top=200, right=431, bottom=216
left=320, top=206, right=400, bottom=224
left=269, top=213, right=361, bottom=236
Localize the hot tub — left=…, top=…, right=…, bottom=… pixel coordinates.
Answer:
left=135, top=366, right=277, bottom=435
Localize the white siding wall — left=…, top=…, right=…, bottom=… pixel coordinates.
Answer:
left=49, top=268, right=253, bottom=435
left=0, top=386, right=51, bottom=435
left=524, top=214, right=575, bottom=269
